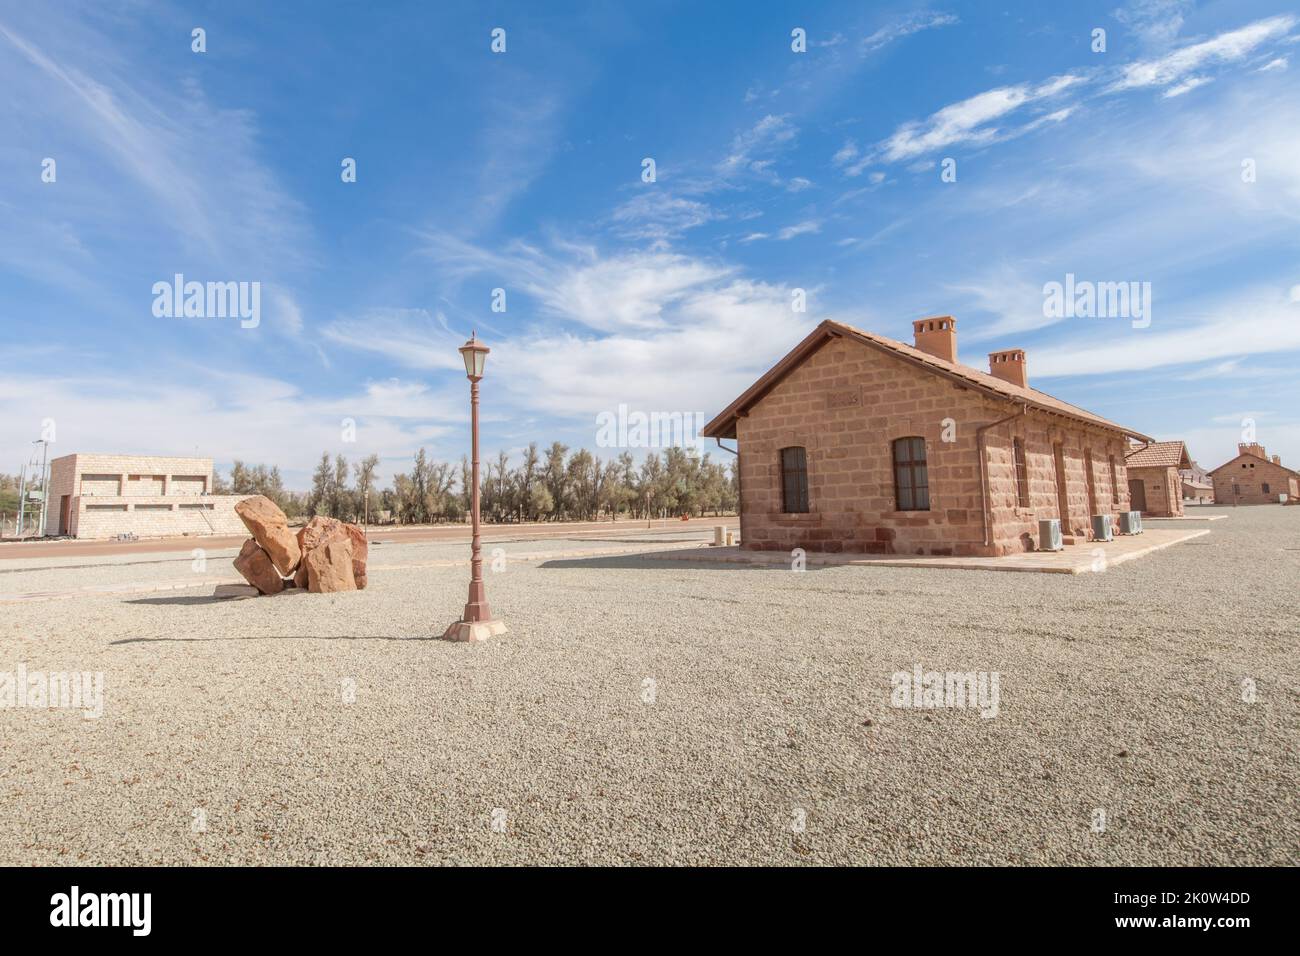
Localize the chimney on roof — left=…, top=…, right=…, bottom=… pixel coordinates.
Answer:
left=988, top=349, right=1028, bottom=388
left=1238, top=442, right=1267, bottom=459
left=912, top=316, right=957, bottom=364
left=1273, top=454, right=1282, bottom=466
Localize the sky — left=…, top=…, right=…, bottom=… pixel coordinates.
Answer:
left=2, top=0, right=1299, bottom=488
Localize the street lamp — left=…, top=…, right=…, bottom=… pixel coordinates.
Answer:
left=443, top=332, right=508, bottom=642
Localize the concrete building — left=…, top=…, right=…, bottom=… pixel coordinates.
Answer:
left=1208, top=443, right=1300, bottom=505
left=1125, top=440, right=1192, bottom=516
left=43, top=454, right=246, bottom=539
left=702, top=318, right=1151, bottom=557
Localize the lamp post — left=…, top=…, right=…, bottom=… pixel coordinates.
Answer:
left=443, top=332, right=508, bottom=642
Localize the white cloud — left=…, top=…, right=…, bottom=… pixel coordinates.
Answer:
left=1031, top=290, right=1300, bottom=377
left=863, top=12, right=959, bottom=53
left=877, top=75, right=1082, bottom=162
left=1256, top=56, right=1288, bottom=73
left=716, top=114, right=797, bottom=177
left=1113, top=1, right=1194, bottom=47
left=0, top=368, right=459, bottom=489
left=1110, top=14, right=1297, bottom=92
left=787, top=177, right=813, bottom=192
left=330, top=237, right=815, bottom=427
left=322, top=309, right=467, bottom=371
left=610, top=192, right=718, bottom=241
left=1163, top=74, right=1212, bottom=97
left=776, top=220, right=821, bottom=240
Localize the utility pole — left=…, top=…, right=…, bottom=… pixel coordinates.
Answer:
left=15, top=464, right=26, bottom=537
left=35, top=440, right=50, bottom=537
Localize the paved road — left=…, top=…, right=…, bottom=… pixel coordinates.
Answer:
left=0, top=515, right=736, bottom=560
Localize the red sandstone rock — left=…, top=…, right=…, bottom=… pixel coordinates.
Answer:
left=305, top=536, right=356, bottom=593
left=296, top=516, right=368, bottom=590
left=232, top=538, right=285, bottom=595
left=234, top=496, right=300, bottom=576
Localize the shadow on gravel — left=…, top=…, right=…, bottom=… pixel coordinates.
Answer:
left=539, top=552, right=831, bottom=572
left=109, top=633, right=438, bottom=645
left=126, top=595, right=232, bottom=607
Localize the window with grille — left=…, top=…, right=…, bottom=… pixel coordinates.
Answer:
left=779, top=447, right=809, bottom=513
left=893, top=437, right=930, bottom=511
left=1013, top=438, right=1030, bottom=508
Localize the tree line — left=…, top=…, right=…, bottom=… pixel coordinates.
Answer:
left=214, top=443, right=738, bottom=524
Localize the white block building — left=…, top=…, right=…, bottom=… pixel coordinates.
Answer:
left=43, top=454, right=246, bottom=539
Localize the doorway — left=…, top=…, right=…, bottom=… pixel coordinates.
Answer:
left=1128, top=479, right=1146, bottom=513
left=1052, top=442, right=1069, bottom=528
left=58, top=495, right=71, bottom=535
left=1084, top=449, right=1097, bottom=515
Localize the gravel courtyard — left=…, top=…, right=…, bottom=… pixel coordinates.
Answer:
left=1, top=509, right=1296, bottom=866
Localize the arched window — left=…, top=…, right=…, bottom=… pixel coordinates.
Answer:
left=780, top=446, right=809, bottom=513
left=1013, top=438, right=1030, bottom=508
left=893, top=437, right=930, bottom=511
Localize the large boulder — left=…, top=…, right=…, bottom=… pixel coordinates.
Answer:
left=232, top=538, right=285, bottom=595
left=295, top=516, right=368, bottom=590
left=235, top=496, right=300, bottom=576
left=305, top=536, right=356, bottom=593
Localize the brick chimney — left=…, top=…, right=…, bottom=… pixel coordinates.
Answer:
left=1273, top=455, right=1282, bottom=466
left=1238, top=442, right=1267, bottom=459
left=988, top=349, right=1028, bottom=388
left=912, top=316, right=957, bottom=363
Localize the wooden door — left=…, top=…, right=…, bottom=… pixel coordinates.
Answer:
left=1128, top=479, right=1146, bottom=513
left=1053, top=443, right=1069, bottom=526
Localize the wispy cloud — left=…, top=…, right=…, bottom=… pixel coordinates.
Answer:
left=863, top=12, right=959, bottom=54
left=716, top=114, right=798, bottom=178
left=777, top=220, right=821, bottom=240
left=877, top=75, right=1082, bottom=163
left=1109, top=14, right=1297, bottom=93
left=1032, top=288, right=1300, bottom=377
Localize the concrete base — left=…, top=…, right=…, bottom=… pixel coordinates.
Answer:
left=442, top=619, right=509, bottom=642
left=642, top=528, right=1211, bottom=575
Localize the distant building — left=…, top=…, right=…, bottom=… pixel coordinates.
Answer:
left=1125, top=441, right=1192, bottom=516
left=1207, top=443, right=1300, bottom=505
left=44, top=454, right=246, bottom=538
left=1180, top=477, right=1214, bottom=504
left=701, top=317, right=1151, bottom=557
left=1180, top=457, right=1214, bottom=504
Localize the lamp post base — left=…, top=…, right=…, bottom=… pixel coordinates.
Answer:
left=442, top=619, right=509, bottom=643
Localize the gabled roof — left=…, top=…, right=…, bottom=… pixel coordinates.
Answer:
left=1125, top=440, right=1191, bottom=470
left=1207, top=453, right=1300, bottom=478
left=701, top=319, right=1152, bottom=441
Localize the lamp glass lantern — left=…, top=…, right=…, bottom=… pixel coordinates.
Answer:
left=459, top=334, right=489, bottom=380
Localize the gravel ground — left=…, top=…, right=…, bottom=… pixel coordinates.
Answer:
left=0, top=509, right=1295, bottom=866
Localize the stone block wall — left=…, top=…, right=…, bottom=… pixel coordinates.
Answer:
left=736, top=334, right=1132, bottom=557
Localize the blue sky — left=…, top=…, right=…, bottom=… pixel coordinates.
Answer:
left=3, top=0, right=1299, bottom=487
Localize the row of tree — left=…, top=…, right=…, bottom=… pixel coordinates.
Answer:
left=216, top=443, right=738, bottom=525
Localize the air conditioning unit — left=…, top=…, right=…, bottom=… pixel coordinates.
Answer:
left=1091, top=514, right=1113, bottom=542
left=1119, top=511, right=1142, bottom=535
left=1038, top=518, right=1063, bottom=551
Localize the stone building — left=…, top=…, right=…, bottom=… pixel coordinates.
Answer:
left=43, top=454, right=246, bottom=538
left=1207, top=443, right=1300, bottom=505
left=1124, top=440, right=1192, bottom=516
left=701, top=317, right=1151, bottom=557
